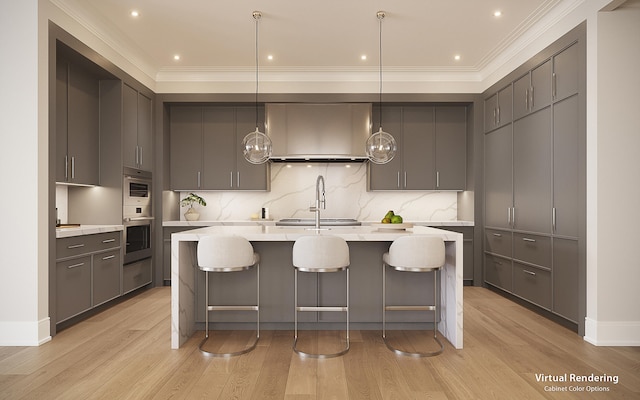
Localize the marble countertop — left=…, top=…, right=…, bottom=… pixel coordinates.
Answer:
left=55, top=224, right=124, bottom=239
left=170, top=224, right=462, bottom=242
left=163, top=220, right=474, bottom=227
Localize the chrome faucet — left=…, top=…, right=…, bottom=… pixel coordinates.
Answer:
left=309, top=175, right=326, bottom=230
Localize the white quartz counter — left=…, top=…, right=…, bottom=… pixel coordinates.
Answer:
left=55, top=224, right=124, bottom=239
left=171, top=225, right=463, bottom=350
left=163, top=220, right=473, bottom=227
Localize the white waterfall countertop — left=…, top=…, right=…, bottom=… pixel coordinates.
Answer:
left=171, top=225, right=464, bottom=350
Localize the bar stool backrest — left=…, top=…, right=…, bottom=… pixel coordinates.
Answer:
left=387, top=236, right=445, bottom=270
left=197, top=235, right=256, bottom=271
left=293, top=235, right=350, bottom=271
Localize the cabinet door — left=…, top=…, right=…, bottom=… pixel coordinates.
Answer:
left=553, top=238, right=579, bottom=322
left=403, top=106, right=435, bottom=189
left=368, top=106, right=403, bottom=190
left=170, top=107, right=202, bottom=190
left=202, top=107, right=236, bottom=189
left=435, top=106, right=466, bottom=190
left=513, top=108, right=552, bottom=233
left=484, top=93, right=498, bottom=132
left=484, top=254, right=512, bottom=291
left=235, top=107, right=269, bottom=190
left=93, top=250, right=121, bottom=306
left=56, top=59, right=69, bottom=182
left=553, top=43, right=580, bottom=101
left=122, top=84, right=138, bottom=169
left=56, top=256, right=92, bottom=322
left=484, top=124, right=512, bottom=229
left=496, top=85, right=513, bottom=127
left=530, top=59, right=552, bottom=113
left=67, top=63, right=100, bottom=185
left=513, top=73, right=531, bottom=120
left=137, top=93, right=153, bottom=171
left=553, top=95, right=580, bottom=237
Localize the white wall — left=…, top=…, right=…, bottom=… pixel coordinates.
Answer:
left=584, top=1, right=640, bottom=345
left=0, top=0, right=51, bottom=345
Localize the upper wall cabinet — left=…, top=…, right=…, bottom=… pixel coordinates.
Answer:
left=170, top=106, right=269, bottom=191
left=552, top=42, right=580, bottom=102
left=123, top=84, right=153, bottom=171
left=369, top=105, right=467, bottom=191
left=513, top=60, right=552, bottom=120
left=56, top=59, right=100, bottom=186
left=484, top=85, right=512, bottom=133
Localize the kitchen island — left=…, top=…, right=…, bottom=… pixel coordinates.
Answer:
left=171, top=225, right=463, bottom=349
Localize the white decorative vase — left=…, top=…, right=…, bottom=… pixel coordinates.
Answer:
left=184, top=207, right=200, bottom=221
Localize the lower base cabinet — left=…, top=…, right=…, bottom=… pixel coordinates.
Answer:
left=123, top=258, right=152, bottom=294
left=512, top=262, right=552, bottom=310
left=484, top=253, right=512, bottom=292
left=55, top=232, right=122, bottom=324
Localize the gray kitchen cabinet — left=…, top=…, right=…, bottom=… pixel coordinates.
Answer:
left=435, top=107, right=467, bottom=190
left=512, top=108, right=552, bottom=233
left=484, top=84, right=513, bottom=132
left=368, top=106, right=403, bottom=190
left=513, top=59, right=552, bottom=120
left=552, top=238, right=579, bottom=322
left=55, top=60, right=100, bottom=185
left=552, top=42, right=580, bottom=102
left=553, top=94, right=580, bottom=238
left=170, top=105, right=269, bottom=190
left=56, top=255, right=92, bottom=322
left=123, top=84, right=153, bottom=171
left=483, top=124, right=512, bottom=230
left=483, top=28, right=585, bottom=332
left=369, top=105, right=466, bottom=191
left=123, top=258, right=152, bottom=294
left=55, top=231, right=122, bottom=324
left=93, top=249, right=122, bottom=306
left=170, top=106, right=202, bottom=190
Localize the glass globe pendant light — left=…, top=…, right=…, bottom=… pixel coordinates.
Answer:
left=242, top=11, right=272, bottom=164
left=366, top=11, right=396, bottom=164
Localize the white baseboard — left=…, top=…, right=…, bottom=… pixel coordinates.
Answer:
left=584, top=317, right=640, bottom=346
left=0, top=318, right=51, bottom=346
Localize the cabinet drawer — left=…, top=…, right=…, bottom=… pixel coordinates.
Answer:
left=513, top=233, right=551, bottom=268
left=93, top=250, right=122, bottom=306
left=123, top=258, right=152, bottom=294
left=512, top=262, right=551, bottom=309
left=56, top=256, right=92, bottom=322
left=485, top=229, right=512, bottom=258
left=56, top=231, right=121, bottom=259
left=484, top=254, right=512, bottom=292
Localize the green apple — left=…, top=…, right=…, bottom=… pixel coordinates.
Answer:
left=384, top=210, right=395, bottom=219
left=391, top=215, right=403, bottom=224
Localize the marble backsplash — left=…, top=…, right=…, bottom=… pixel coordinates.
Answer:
left=177, top=163, right=458, bottom=222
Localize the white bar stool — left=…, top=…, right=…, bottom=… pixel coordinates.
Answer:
left=382, top=235, right=445, bottom=357
left=197, top=235, right=260, bottom=357
left=292, top=235, right=350, bottom=358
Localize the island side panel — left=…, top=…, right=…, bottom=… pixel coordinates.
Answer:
left=440, top=236, right=463, bottom=349
left=171, top=239, right=197, bottom=349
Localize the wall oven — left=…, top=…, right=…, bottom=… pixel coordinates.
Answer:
left=123, top=167, right=153, bottom=264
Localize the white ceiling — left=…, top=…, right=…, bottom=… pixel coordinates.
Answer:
left=53, top=0, right=567, bottom=84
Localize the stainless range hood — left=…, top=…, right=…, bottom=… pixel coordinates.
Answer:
left=266, top=103, right=372, bottom=162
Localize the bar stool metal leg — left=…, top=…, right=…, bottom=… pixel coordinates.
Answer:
left=382, top=263, right=444, bottom=357
left=199, top=263, right=260, bottom=357
left=293, top=268, right=350, bottom=358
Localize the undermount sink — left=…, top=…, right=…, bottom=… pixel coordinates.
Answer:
left=276, top=218, right=361, bottom=227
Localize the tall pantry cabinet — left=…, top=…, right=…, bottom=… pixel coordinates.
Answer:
left=483, top=27, right=585, bottom=333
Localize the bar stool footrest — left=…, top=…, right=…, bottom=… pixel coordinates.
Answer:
left=199, top=333, right=259, bottom=358
left=293, top=336, right=350, bottom=359
left=382, top=334, right=444, bottom=358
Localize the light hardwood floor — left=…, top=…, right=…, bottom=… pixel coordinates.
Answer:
left=1, top=287, right=638, bottom=399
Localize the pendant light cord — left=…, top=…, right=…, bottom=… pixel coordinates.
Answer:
left=254, top=12, right=260, bottom=131
left=378, top=12, right=383, bottom=131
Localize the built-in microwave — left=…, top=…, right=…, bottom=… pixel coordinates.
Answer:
left=123, top=167, right=151, bottom=219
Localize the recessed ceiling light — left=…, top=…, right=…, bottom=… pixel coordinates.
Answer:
left=361, top=55, right=367, bottom=61
left=130, top=10, right=139, bottom=17
left=267, top=55, right=273, bottom=61
left=493, top=10, right=502, bottom=17
left=454, top=54, right=461, bottom=61
left=173, top=55, right=181, bottom=61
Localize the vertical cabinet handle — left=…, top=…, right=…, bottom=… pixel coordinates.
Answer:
left=64, top=155, right=69, bottom=180
left=530, top=86, right=535, bottom=109
left=525, top=89, right=529, bottom=111
left=507, top=207, right=511, bottom=226
left=197, top=171, right=201, bottom=188
left=436, top=171, right=440, bottom=188
left=139, top=146, right=143, bottom=167
left=237, top=171, right=240, bottom=188
left=552, top=207, right=557, bottom=232
left=135, top=145, right=139, bottom=166
left=512, top=207, right=516, bottom=227
left=71, top=156, right=76, bottom=179
left=493, top=109, right=497, bottom=126
left=230, top=171, right=233, bottom=188
left=404, top=171, right=407, bottom=188
left=497, top=107, right=500, bottom=124
left=552, top=72, right=557, bottom=99
left=397, top=171, right=400, bottom=189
